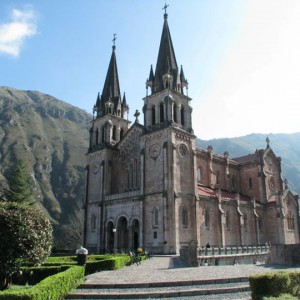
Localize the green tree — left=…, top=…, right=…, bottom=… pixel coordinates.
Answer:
left=3, top=159, right=33, bottom=204
left=0, top=202, right=53, bottom=290
left=63, top=199, right=84, bottom=249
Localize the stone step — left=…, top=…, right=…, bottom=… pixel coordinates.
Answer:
left=66, top=277, right=251, bottom=299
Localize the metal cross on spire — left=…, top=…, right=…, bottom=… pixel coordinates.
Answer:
left=162, top=2, right=169, bottom=14
left=112, top=33, right=117, bottom=49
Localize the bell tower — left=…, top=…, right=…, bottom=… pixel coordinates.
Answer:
left=84, top=37, right=131, bottom=251
left=142, top=7, right=197, bottom=254
left=90, top=37, right=130, bottom=151
left=143, top=9, right=192, bottom=134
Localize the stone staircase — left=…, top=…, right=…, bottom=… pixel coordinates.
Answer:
left=66, top=277, right=251, bottom=299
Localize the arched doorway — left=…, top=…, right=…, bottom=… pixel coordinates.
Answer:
left=132, top=219, right=140, bottom=250
left=117, top=217, right=128, bottom=252
left=106, top=221, right=115, bottom=253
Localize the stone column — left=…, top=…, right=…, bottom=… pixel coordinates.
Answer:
left=217, top=190, right=225, bottom=246
left=114, top=228, right=118, bottom=250
left=128, top=225, right=133, bottom=250
left=177, top=104, right=182, bottom=126
left=116, top=126, right=121, bottom=142
left=139, top=200, right=144, bottom=249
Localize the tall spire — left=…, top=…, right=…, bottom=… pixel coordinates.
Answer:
left=146, top=5, right=187, bottom=95
left=94, top=34, right=126, bottom=118
left=101, top=42, right=121, bottom=106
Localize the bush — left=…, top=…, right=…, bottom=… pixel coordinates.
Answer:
left=13, top=266, right=69, bottom=285
left=263, top=294, right=298, bottom=300
left=250, top=271, right=300, bottom=300
left=0, top=202, right=53, bottom=290
left=0, top=266, right=84, bottom=300
left=85, top=256, right=130, bottom=275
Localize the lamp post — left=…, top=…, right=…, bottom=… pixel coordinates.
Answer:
left=112, top=226, right=117, bottom=253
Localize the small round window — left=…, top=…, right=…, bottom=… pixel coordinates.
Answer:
left=269, top=177, right=275, bottom=190
left=178, top=144, right=187, bottom=157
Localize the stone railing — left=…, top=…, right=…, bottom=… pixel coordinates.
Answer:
left=197, top=245, right=270, bottom=266
left=105, top=190, right=141, bottom=201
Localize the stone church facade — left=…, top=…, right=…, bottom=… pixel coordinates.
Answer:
left=83, top=11, right=299, bottom=254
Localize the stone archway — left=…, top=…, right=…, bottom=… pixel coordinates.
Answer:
left=117, top=217, right=128, bottom=252
left=106, top=221, right=115, bottom=253
left=132, top=219, right=140, bottom=250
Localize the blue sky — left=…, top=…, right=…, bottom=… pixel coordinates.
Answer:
left=1, top=1, right=300, bottom=140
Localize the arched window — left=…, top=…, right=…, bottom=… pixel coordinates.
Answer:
left=287, top=211, right=295, bottom=230
left=91, top=215, right=96, bottom=232
left=205, top=209, right=210, bottom=229
left=160, top=103, right=164, bottom=123
left=152, top=206, right=159, bottom=227
left=248, top=177, right=253, bottom=189
left=244, top=214, right=248, bottom=230
left=112, top=126, right=116, bottom=141
left=182, top=206, right=188, bottom=228
left=197, top=167, right=202, bottom=182
left=232, top=175, right=236, bottom=189
left=120, top=128, right=124, bottom=140
left=173, top=103, right=177, bottom=123
left=181, top=107, right=185, bottom=126
left=152, top=106, right=156, bottom=125
left=102, top=127, right=105, bottom=143
left=128, top=164, right=133, bottom=190
left=95, top=129, right=99, bottom=145
left=226, top=212, right=230, bottom=230
left=216, top=171, right=220, bottom=185
left=137, top=161, right=141, bottom=189
left=133, top=159, right=137, bottom=189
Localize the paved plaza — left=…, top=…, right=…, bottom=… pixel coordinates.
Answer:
left=85, top=255, right=300, bottom=285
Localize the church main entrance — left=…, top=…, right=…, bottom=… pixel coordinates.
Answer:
left=106, top=221, right=115, bottom=253
left=132, top=219, right=140, bottom=250
left=117, top=217, right=128, bottom=252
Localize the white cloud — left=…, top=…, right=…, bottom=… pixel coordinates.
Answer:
left=194, top=0, right=300, bottom=140
left=0, top=8, right=37, bottom=57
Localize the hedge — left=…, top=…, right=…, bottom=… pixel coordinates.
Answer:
left=12, top=266, right=69, bottom=285
left=263, top=294, right=298, bottom=300
left=0, top=266, right=84, bottom=300
left=249, top=271, right=300, bottom=300
left=85, top=256, right=131, bottom=275
left=0, top=254, right=141, bottom=299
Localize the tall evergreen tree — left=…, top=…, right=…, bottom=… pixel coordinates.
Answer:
left=3, top=159, right=33, bottom=204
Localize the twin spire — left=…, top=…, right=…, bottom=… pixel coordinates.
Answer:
left=146, top=9, right=188, bottom=95
left=94, top=6, right=188, bottom=119
left=94, top=34, right=128, bottom=119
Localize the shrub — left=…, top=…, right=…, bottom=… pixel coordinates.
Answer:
left=263, top=294, right=298, bottom=300
left=250, top=271, right=300, bottom=300
left=0, top=202, right=53, bottom=290
left=0, top=266, right=84, bottom=300
left=85, top=256, right=130, bottom=275
left=13, top=266, right=69, bottom=285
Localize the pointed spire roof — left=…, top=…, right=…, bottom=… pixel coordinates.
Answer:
left=148, top=65, right=154, bottom=82
left=122, top=92, right=127, bottom=107
left=153, top=11, right=180, bottom=94
left=101, top=45, right=121, bottom=104
left=94, top=37, right=128, bottom=119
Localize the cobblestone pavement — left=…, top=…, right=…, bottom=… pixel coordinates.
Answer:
left=85, top=255, right=300, bottom=284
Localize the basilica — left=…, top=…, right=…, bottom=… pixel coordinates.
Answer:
left=83, top=10, right=299, bottom=254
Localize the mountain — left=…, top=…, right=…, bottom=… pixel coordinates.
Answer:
left=0, top=87, right=90, bottom=244
left=0, top=87, right=299, bottom=246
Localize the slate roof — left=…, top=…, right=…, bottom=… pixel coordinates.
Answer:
left=232, top=153, right=259, bottom=164
left=198, top=185, right=251, bottom=202
left=101, top=46, right=121, bottom=106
